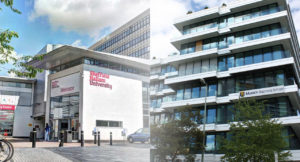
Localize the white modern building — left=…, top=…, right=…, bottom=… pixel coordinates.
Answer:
left=29, top=45, right=150, bottom=141
left=150, top=0, right=300, bottom=161
left=0, top=77, right=35, bottom=137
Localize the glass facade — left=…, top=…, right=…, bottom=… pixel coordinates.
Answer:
left=151, top=67, right=295, bottom=109
left=218, top=45, right=289, bottom=71
left=182, top=3, right=281, bottom=35
left=50, top=57, right=148, bottom=76
left=180, top=23, right=286, bottom=55
left=94, top=12, right=150, bottom=59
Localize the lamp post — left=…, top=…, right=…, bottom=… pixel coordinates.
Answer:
left=200, top=78, right=207, bottom=162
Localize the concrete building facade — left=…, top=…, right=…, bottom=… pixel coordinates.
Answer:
left=150, top=0, right=300, bottom=161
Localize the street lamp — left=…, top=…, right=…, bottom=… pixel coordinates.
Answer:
left=200, top=78, right=207, bottom=162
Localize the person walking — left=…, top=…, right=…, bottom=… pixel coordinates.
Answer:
left=44, top=123, right=50, bottom=141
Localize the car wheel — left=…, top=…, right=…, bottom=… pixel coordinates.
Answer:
left=128, top=137, right=134, bottom=143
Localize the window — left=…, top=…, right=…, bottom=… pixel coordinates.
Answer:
left=207, top=108, right=216, bottom=124
left=208, top=84, right=217, bottom=96
left=275, top=70, right=285, bottom=86
left=265, top=72, right=275, bottom=87
left=217, top=80, right=226, bottom=97
left=244, top=30, right=253, bottom=42
left=217, top=106, right=226, bottom=124
left=96, top=120, right=123, bottom=127
left=270, top=24, right=281, bottom=36
left=261, top=26, right=270, bottom=38
left=201, top=59, right=209, bottom=72
left=218, top=57, right=226, bottom=71
left=244, top=51, right=253, bottom=65
left=235, top=53, right=244, bottom=67
left=253, top=49, right=263, bottom=63
left=252, top=28, right=261, bottom=40
left=184, top=87, right=192, bottom=100
left=263, top=48, right=272, bottom=62
left=200, top=86, right=207, bottom=97
left=235, top=32, right=244, bottom=44
left=193, top=61, right=201, bottom=74
left=186, top=62, right=194, bottom=75
left=254, top=74, right=264, bottom=89
left=273, top=46, right=284, bottom=60
left=206, top=135, right=215, bottom=151
left=176, top=89, right=184, bottom=101
left=192, top=87, right=200, bottom=99
left=227, top=56, right=235, bottom=69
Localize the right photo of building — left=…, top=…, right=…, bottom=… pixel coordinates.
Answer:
left=150, top=0, right=300, bottom=161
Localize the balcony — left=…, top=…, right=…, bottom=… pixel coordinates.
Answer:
left=165, top=71, right=217, bottom=85
left=159, top=85, right=299, bottom=110
left=217, top=57, right=295, bottom=78
left=172, top=10, right=288, bottom=49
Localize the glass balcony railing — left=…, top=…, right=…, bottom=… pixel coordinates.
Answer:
left=180, top=24, right=288, bottom=55
left=182, top=4, right=284, bottom=35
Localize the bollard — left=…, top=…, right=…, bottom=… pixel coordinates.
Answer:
left=94, top=132, right=96, bottom=144
left=97, top=131, right=100, bottom=146
left=59, top=131, right=64, bottom=147
left=32, top=129, right=36, bottom=148
left=81, top=131, right=84, bottom=147
left=110, top=132, right=112, bottom=145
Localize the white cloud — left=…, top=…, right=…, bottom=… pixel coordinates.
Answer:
left=29, top=0, right=150, bottom=38
left=150, top=0, right=192, bottom=59
left=71, top=39, right=87, bottom=49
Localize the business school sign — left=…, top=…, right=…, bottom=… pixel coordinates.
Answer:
left=89, top=71, right=112, bottom=90
left=51, top=73, right=80, bottom=97
left=240, top=86, right=285, bottom=98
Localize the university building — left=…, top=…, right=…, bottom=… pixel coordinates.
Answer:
left=150, top=0, right=300, bottom=161
left=30, top=46, right=150, bottom=141
left=89, top=9, right=150, bottom=59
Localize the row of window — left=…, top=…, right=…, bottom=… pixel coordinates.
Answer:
left=96, top=120, right=123, bottom=128
left=151, top=65, right=176, bottom=76
left=95, top=15, right=150, bottom=52
left=0, top=91, right=32, bottom=106
left=150, top=68, right=295, bottom=108
left=111, top=31, right=150, bottom=54
left=182, top=3, right=281, bottom=35
left=150, top=81, right=169, bottom=92
left=151, top=97, right=295, bottom=125
left=218, top=45, right=289, bottom=71
left=128, top=46, right=150, bottom=58
left=181, top=23, right=285, bottom=54
left=49, top=57, right=149, bottom=76
left=0, top=81, right=32, bottom=89
left=178, top=58, right=217, bottom=77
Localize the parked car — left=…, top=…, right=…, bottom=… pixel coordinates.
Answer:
left=127, top=128, right=150, bottom=143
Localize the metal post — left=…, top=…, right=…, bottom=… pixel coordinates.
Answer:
left=94, top=132, right=97, bottom=144
left=110, top=132, right=112, bottom=145
left=32, top=129, right=36, bottom=148
left=81, top=130, right=84, bottom=147
left=59, top=131, right=64, bottom=147
left=201, top=81, right=207, bottom=162
left=97, top=131, right=100, bottom=146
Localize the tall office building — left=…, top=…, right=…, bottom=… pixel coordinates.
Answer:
left=150, top=0, right=300, bottom=161
left=89, top=9, right=150, bottom=59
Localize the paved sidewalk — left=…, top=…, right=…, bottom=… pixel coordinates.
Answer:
left=10, top=144, right=150, bottom=162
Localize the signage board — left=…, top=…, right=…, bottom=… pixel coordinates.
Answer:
left=240, top=86, right=285, bottom=98
left=0, top=105, right=15, bottom=111
left=51, top=73, right=80, bottom=97
left=89, top=71, right=112, bottom=90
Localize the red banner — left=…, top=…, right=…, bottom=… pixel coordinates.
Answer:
left=0, top=105, right=15, bottom=110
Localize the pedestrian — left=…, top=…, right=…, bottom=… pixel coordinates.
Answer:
left=44, top=123, right=50, bottom=141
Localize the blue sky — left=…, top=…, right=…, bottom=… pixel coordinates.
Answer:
left=0, top=1, right=94, bottom=56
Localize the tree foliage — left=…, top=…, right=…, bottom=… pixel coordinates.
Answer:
left=221, top=99, right=291, bottom=162
left=0, top=0, right=44, bottom=78
left=151, top=108, right=203, bottom=162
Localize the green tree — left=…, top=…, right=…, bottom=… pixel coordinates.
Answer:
left=221, top=99, right=291, bottom=162
left=1, top=0, right=43, bottom=78
left=151, top=108, right=203, bottom=162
